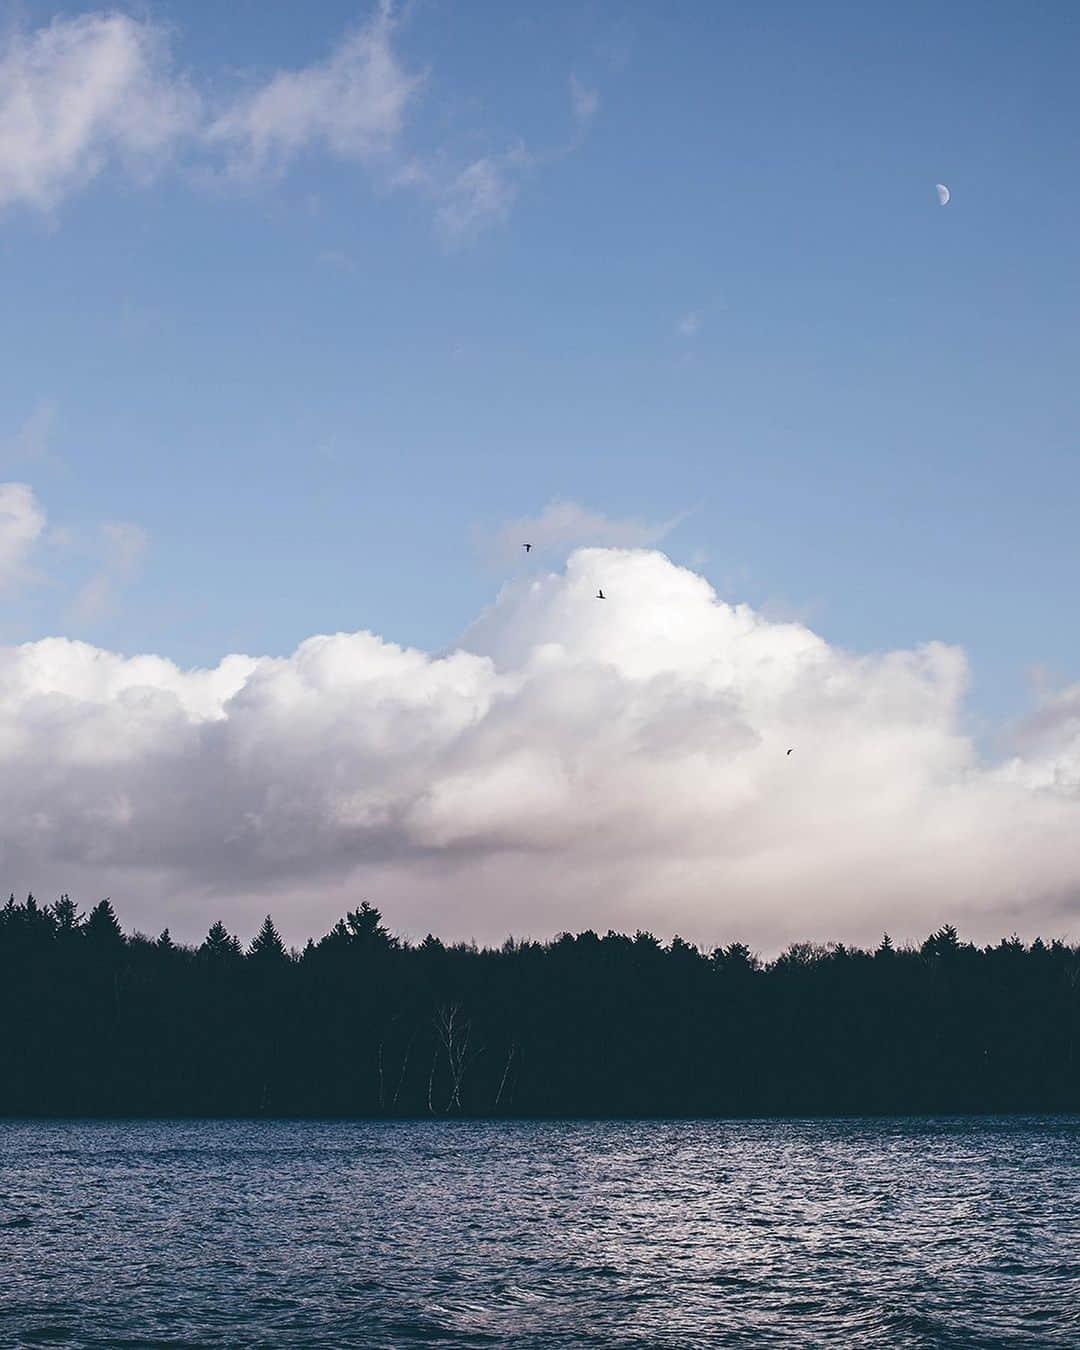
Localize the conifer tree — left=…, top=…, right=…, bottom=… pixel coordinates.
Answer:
left=345, top=902, right=394, bottom=949
left=53, top=894, right=83, bottom=934
left=248, top=915, right=288, bottom=963
left=85, top=898, right=124, bottom=948
left=201, top=920, right=242, bottom=962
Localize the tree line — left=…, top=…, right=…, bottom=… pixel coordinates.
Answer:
left=1, top=892, right=1078, bottom=1117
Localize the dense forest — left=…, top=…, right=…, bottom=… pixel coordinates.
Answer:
left=1, top=892, right=1078, bottom=1117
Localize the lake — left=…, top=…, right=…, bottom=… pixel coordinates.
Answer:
left=2, top=1117, right=1078, bottom=1347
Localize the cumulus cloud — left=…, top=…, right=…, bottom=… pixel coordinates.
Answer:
left=4, top=547, right=1080, bottom=950
left=0, top=12, right=198, bottom=212
left=0, top=482, right=46, bottom=588
left=488, top=499, right=683, bottom=565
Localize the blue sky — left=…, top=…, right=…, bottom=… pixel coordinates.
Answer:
left=4, top=2, right=1080, bottom=947
left=2, top=0, right=1078, bottom=731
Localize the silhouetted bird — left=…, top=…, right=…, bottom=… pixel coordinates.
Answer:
left=596, top=589, right=606, bottom=600
left=523, top=543, right=531, bottom=552
left=787, top=748, right=794, bottom=755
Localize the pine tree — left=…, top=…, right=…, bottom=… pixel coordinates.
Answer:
left=53, top=894, right=83, bottom=935
left=85, top=899, right=124, bottom=949
left=345, top=902, right=394, bottom=949
left=201, top=921, right=242, bottom=962
left=248, top=915, right=287, bottom=963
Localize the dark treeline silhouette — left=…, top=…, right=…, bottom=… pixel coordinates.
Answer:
left=2, top=893, right=1079, bottom=1117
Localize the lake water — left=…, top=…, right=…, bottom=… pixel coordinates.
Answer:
left=1, top=1118, right=1078, bottom=1348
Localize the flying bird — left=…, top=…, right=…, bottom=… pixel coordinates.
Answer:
left=787, top=748, right=795, bottom=756
left=936, top=183, right=950, bottom=206
left=523, top=543, right=531, bottom=552
left=596, top=589, right=606, bottom=600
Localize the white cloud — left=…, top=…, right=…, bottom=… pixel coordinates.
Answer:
left=0, top=480, right=146, bottom=616
left=0, top=7, right=586, bottom=242
left=317, top=248, right=355, bottom=273
left=0, top=12, right=198, bottom=212
left=207, top=3, right=421, bottom=174
left=427, top=74, right=600, bottom=245
left=1014, top=687, right=1080, bottom=755
left=676, top=311, right=702, bottom=338
left=489, top=499, right=683, bottom=565
left=4, top=547, right=1080, bottom=950
left=0, top=482, right=46, bottom=587
left=570, top=75, right=599, bottom=127
left=433, top=153, right=520, bottom=245
left=2, top=402, right=56, bottom=465
left=0, top=7, right=597, bottom=244
left=71, top=520, right=149, bottom=624
left=0, top=7, right=416, bottom=211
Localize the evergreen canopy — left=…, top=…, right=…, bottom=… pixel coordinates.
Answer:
left=1, top=893, right=1078, bottom=1117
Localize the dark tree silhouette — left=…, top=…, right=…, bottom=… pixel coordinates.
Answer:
left=1, top=893, right=1079, bottom=1117
left=248, top=915, right=288, bottom=963
left=85, top=898, right=123, bottom=947
left=201, top=921, right=243, bottom=963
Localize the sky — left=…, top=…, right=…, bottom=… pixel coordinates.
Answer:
left=1, top=1, right=1079, bottom=950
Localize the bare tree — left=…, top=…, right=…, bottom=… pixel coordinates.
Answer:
left=427, top=1048, right=438, bottom=1115
left=494, top=1040, right=517, bottom=1111
left=391, top=1029, right=417, bottom=1112
left=434, top=1003, right=478, bottom=1113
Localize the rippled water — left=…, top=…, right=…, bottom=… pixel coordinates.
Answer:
left=2, top=1118, right=1079, bottom=1347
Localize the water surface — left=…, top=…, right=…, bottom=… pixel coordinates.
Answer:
left=2, top=1117, right=1078, bottom=1347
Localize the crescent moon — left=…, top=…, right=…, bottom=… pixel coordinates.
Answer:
left=936, top=183, right=950, bottom=206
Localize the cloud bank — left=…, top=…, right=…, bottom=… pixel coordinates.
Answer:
left=4, top=546, right=1080, bottom=949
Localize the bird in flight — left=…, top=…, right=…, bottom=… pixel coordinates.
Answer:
left=786, top=748, right=795, bottom=756
left=596, top=588, right=606, bottom=600
left=523, top=543, right=532, bottom=552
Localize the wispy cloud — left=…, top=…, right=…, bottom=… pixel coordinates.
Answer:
left=0, top=6, right=593, bottom=245
left=2, top=402, right=56, bottom=465
left=488, top=498, right=685, bottom=566
left=317, top=248, right=356, bottom=273
left=569, top=75, right=599, bottom=128
left=71, top=520, right=149, bottom=625
left=0, top=477, right=148, bottom=618
left=433, top=152, right=522, bottom=246
left=0, top=481, right=46, bottom=588
left=206, top=3, right=421, bottom=176
left=0, top=13, right=198, bottom=213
